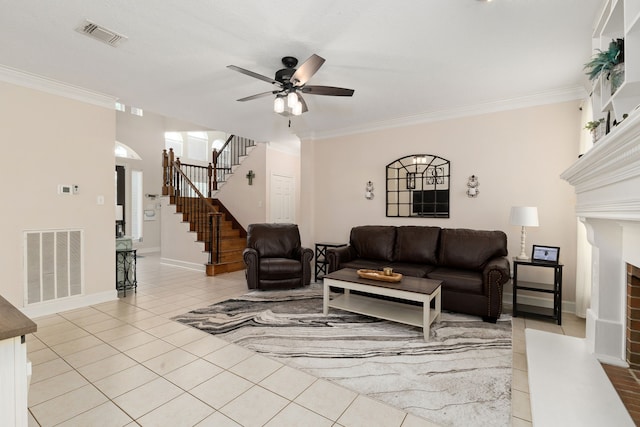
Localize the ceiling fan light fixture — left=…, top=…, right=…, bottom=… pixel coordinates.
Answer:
left=273, top=96, right=285, bottom=113
left=292, top=101, right=303, bottom=116
left=287, top=92, right=298, bottom=109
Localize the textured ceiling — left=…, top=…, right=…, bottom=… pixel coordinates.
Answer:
left=0, top=0, right=602, bottom=144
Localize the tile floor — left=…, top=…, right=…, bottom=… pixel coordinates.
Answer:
left=26, top=253, right=586, bottom=426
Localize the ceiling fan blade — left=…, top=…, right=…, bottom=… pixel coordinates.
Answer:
left=297, top=94, right=309, bottom=113
left=237, top=91, right=278, bottom=102
left=291, top=54, right=325, bottom=86
left=301, top=85, right=355, bottom=97
left=227, top=65, right=279, bottom=85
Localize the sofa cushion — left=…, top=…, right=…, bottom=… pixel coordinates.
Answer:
left=428, top=267, right=483, bottom=294
left=394, top=226, right=440, bottom=264
left=438, top=228, right=507, bottom=271
left=350, top=226, right=396, bottom=261
left=259, top=258, right=302, bottom=279
left=389, top=262, right=436, bottom=278
left=341, top=259, right=388, bottom=271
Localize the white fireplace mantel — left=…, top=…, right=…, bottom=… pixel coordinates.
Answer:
left=561, top=110, right=640, bottom=365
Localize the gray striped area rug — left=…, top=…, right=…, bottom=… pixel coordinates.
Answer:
left=173, top=285, right=512, bottom=427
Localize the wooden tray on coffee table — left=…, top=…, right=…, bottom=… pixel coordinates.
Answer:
left=356, top=269, right=403, bottom=282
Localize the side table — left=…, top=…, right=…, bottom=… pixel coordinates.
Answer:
left=116, top=249, right=137, bottom=296
left=512, top=259, right=563, bottom=325
left=315, top=242, right=347, bottom=281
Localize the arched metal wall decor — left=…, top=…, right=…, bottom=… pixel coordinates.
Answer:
left=386, top=154, right=450, bottom=218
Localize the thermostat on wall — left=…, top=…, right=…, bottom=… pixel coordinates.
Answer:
left=58, top=184, right=72, bottom=195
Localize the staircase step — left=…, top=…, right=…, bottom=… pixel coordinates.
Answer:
left=206, top=260, right=245, bottom=276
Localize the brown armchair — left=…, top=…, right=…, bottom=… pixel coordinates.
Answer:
left=243, top=223, right=313, bottom=290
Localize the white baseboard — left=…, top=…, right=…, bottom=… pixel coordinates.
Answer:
left=503, top=292, right=576, bottom=314
left=160, top=257, right=206, bottom=272
left=20, top=290, right=117, bottom=318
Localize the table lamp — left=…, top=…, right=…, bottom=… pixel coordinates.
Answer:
left=509, top=206, right=539, bottom=260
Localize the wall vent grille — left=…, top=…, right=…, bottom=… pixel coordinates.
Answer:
left=24, top=230, right=83, bottom=305
left=75, top=20, right=127, bottom=47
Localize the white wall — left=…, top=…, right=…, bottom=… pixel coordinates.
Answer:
left=0, top=81, right=116, bottom=310
left=301, top=101, right=582, bottom=302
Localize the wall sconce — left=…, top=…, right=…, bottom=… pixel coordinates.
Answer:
left=466, top=175, right=479, bottom=197
left=365, top=181, right=374, bottom=199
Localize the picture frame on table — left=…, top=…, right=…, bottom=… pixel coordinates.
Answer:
left=531, top=245, right=560, bottom=264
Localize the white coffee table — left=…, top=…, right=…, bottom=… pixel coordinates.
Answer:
left=323, top=268, right=442, bottom=340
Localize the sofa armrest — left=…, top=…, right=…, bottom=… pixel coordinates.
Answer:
left=243, top=248, right=259, bottom=289
left=301, top=247, right=314, bottom=286
left=482, top=257, right=510, bottom=318
left=326, top=246, right=356, bottom=273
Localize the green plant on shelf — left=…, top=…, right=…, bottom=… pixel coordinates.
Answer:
left=584, top=38, right=624, bottom=82
left=584, top=118, right=605, bottom=131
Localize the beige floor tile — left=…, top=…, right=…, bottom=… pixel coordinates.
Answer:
left=30, top=357, right=73, bottom=384
left=295, top=379, right=358, bottom=421
left=128, top=315, right=172, bottom=331
left=181, top=335, right=229, bottom=357
left=220, top=385, right=289, bottom=427
left=28, top=347, right=60, bottom=366
left=28, top=369, right=89, bottom=406
left=338, top=395, right=406, bottom=427
left=137, top=393, right=215, bottom=426
left=94, top=324, right=143, bottom=342
left=164, top=358, right=223, bottom=390
left=124, top=339, right=176, bottom=363
left=26, top=336, right=46, bottom=353
left=142, top=347, right=198, bottom=375
left=401, top=414, right=442, bottom=426
left=513, top=351, right=528, bottom=371
left=512, top=416, right=534, bottom=427
left=82, top=318, right=127, bottom=334
left=30, top=384, right=108, bottom=426
left=162, top=327, right=210, bottom=347
left=512, top=389, right=532, bottom=421
left=113, top=377, right=183, bottom=420
left=190, top=371, right=253, bottom=409
left=513, top=368, right=529, bottom=393
left=93, top=364, right=159, bottom=399
left=59, top=307, right=103, bottom=320
left=68, top=311, right=115, bottom=327
left=50, top=334, right=104, bottom=357
left=36, top=327, right=90, bottom=347
left=55, top=401, right=133, bottom=427
left=195, top=411, right=242, bottom=427
left=202, top=343, right=254, bottom=369
left=229, top=354, right=283, bottom=383
left=63, top=342, right=121, bottom=368
left=524, top=319, right=564, bottom=334
left=117, top=309, right=158, bottom=323
left=77, top=353, right=138, bottom=382
left=264, top=402, right=333, bottom=427
left=32, top=314, right=68, bottom=328
left=109, top=331, right=159, bottom=351
left=260, top=365, right=317, bottom=400
left=145, top=320, right=192, bottom=338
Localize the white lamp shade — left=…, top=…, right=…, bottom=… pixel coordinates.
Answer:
left=273, top=97, right=285, bottom=113
left=116, top=205, right=124, bottom=221
left=287, top=92, right=298, bottom=108
left=509, top=206, right=539, bottom=227
left=292, top=101, right=302, bottom=116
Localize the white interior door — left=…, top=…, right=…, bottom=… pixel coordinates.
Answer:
left=270, top=174, right=295, bottom=223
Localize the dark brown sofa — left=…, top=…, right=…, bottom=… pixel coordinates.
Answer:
left=326, top=225, right=510, bottom=322
left=243, top=223, right=314, bottom=290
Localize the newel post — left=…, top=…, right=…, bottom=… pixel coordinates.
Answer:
left=212, top=148, right=219, bottom=191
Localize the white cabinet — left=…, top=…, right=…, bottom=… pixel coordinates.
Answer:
left=590, top=0, right=640, bottom=123
left=0, top=296, right=37, bottom=427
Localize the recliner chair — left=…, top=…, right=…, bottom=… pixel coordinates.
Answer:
left=243, top=223, right=313, bottom=290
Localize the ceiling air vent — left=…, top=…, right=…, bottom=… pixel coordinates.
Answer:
left=75, top=20, right=127, bottom=47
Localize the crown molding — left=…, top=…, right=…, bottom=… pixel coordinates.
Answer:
left=0, top=65, right=117, bottom=109
left=300, top=86, right=587, bottom=141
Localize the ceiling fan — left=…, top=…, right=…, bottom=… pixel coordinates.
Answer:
left=227, top=54, right=354, bottom=116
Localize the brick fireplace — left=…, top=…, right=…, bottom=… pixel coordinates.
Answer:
left=561, top=110, right=640, bottom=366
left=627, top=264, right=640, bottom=368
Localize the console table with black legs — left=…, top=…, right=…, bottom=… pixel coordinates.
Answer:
left=116, top=249, right=137, bottom=296
left=315, top=242, right=347, bottom=281
left=512, top=259, right=563, bottom=325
